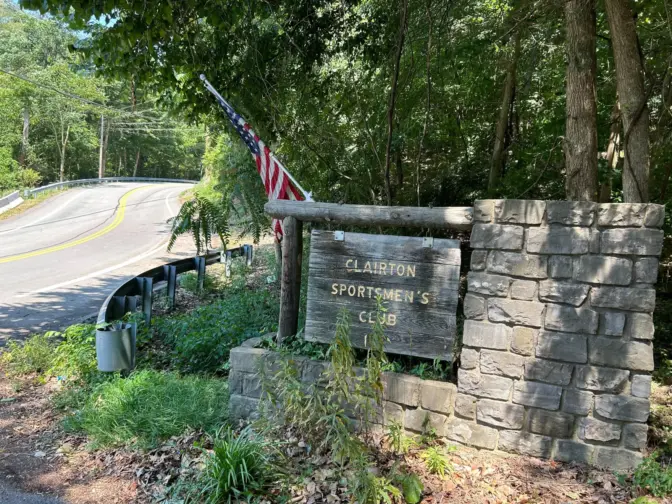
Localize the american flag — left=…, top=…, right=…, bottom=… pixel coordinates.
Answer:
left=200, top=75, right=307, bottom=240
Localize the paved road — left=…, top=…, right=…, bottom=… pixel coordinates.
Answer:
left=0, top=182, right=194, bottom=341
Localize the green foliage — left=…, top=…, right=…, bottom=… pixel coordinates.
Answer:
left=350, top=468, right=402, bottom=504
left=199, top=426, right=272, bottom=503
left=653, top=297, right=672, bottom=385
left=631, top=452, right=672, bottom=497
left=394, top=472, right=423, bottom=504
left=65, top=370, right=229, bottom=449
left=420, top=447, right=453, bottom=478
left=48, top=324, right=100, bottom=384
left=0, top=332, right=55, bottom=376
left=153, top=286, right=278, bottom=374
left=385, top=421, right=415, bottom=455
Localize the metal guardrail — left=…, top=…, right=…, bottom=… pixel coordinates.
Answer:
left=25, top=176, right=198, bottom=197
left=0, top=190, right=21, bottom=210
left=97, top=245, right=254, bottom=325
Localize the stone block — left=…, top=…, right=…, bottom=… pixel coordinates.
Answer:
left=635, top=258, right=659, bottom=284
left=538, top=281, right=590, bottom=306
left=468, top=272, right=511, bottom=297
left=524, top=359, right=573, bottom=385
left=595, top=395, right=650, bottom=422
left=644, top=204, right=665, bottom=228
left=242, top=374, right=262, bottom=398
left=579, top=417, right=621, bottom=442
left=471, top=223, right=524, bottom=250
left=230, top=346, right=274, bottom=374
left=589, top=337, right=654, bottom=371
left=493, top=199, right=545, bottom=225
left=488, top=299, right=544, bottom=327
left=511, top=327, right=536, bottom=356
left=601, top=312, right=626, bottom=336
left=420, top=380, right=457, bottom=414
left=554, top=440, right=594, bottom=464
left=383, top=401, right=404, bottom=425
left=549, top=255, right=573, bottom=279
left=445, top=418, right=498, bottom=450
left=463, top=320, right=511, bottom=350
left=464, top=294, right=486, bottom=320
left=480, top=350, right=524, bottom=378
left=302, top=359, right=328, bottom=384
left=562, top=389, right=593, bottom=415
left=576, top=366, right=629, bottom=392
left=546, top=201, right=595, bottom=226
left=405, top=408, right=448, bottom=435
left=527, top=227, right=590, bottom=255
left=601, top=228, right=664, bottom=256
left=536, top=331, right=587, bottom=363
left=476, top=399, right=525, bottom=429
left=487, top=251, right=548, bottom=279
left=594, top=447, right=643, bottom=472
left=498, top=430, right=553, bottom=458
left=572, top=256, right=632, bottom=286
left=229, top=394, right=260, bottom=421
left=460, top=348, right=479, bottom=370
left=623, top=423, right=648, bottom=451
left=528, top=409, right=574, bottom=438
left=625, top=313, right=655, bottom=341
left=591, top=287, right=656, bottom=312
left=597, top=203, right=647, bottom=227
left=228, top=371, right=244, bottom=395
left=589, top=229, right=601, bottom=253
left=513, top=381, right=562, bottom=410
left=631, top=375, right=652, bottom=398
left=474, top=200, right=494, bottom=222
left=458, top=369, right=512, bottom=401
left=454, top=394, right=476, bottom=419
left=511, top=279, right=538, bottom=300
left=545, top=305, right=598, bottom=334
left=471, top=250, right=488, bottom=270
left=383, top=373, right=421, bottom=406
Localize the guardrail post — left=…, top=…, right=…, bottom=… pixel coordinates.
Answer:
left=243, top=244, right=254, bottom=267
left=138, top=277, right=153, bottom=326
left=277, top=216, right=302, bottom=343
left=125, top=295, right=138, bottom=314
left=194, top=256, right=206, bottom=291
left=224, top=251, right=233, bottom=278
left=164, top=265, right=177, bottom=309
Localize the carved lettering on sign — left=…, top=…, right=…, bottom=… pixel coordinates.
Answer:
left=305, top=230, right=461, bottom=361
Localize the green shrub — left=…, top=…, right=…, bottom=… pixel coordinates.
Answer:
left=154, top=288, right=278, bottom=374
left=420, top=447, right=452, bottom=478
left=0, top=333, right=56, bottom=376
left=199, top=426, right=272, bottom=503
left=49, top=324, right=100, bottom=384
left=631, top=452, right=672, bottom=497
left=66, top=370, right=228, bottom=449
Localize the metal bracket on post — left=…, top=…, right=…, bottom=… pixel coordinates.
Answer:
left=193, top=256, right=206, bottom=291
left=164, top=265, right=177, bottom=309
left=224, top=251, right=233, bottom=278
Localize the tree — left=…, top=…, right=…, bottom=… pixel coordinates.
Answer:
left=564, top=0, right=598, bottom=201
left=604, top=0, right=649, bottom=202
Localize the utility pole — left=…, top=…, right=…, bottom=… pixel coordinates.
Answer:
left=98, top=115, right=105, bottom=179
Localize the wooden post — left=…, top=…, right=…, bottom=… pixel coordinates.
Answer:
left=277, top=216, right=302, bottom=343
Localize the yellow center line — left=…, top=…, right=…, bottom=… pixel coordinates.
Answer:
left=0, top=186, right=149, bottom=265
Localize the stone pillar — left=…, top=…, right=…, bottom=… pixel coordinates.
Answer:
left=456, top=200, right=664, bottom=471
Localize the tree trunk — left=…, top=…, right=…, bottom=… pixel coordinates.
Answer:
left=102, top=122, right=110, bottom=174
left=564, top=0, right=599, bottom=201
left=383, top=0, right=409, bottom=206
left=98, top=115, right=105, bottom=178
left=416, top=0, right=432, bottom=207
left=489, top=31, right=521, bottom=192
left=19, top=107, right=29, bottom=167
left=59, top=125, right=70, bottom=182
left=599, top=102, right=621, bottom=202
left=133, top=150, right=141, bottom=177
left=605, top=0, right=649, bottom=202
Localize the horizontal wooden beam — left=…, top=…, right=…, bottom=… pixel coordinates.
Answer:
left=265, top=201, right=474, bottom=230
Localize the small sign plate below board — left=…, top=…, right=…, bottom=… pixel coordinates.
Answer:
left=305, top=230, right=461, bottom=361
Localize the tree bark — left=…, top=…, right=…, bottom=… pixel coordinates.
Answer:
left=564, top=0, right=599, bottom=201
left=19, top=107, right=29, bottom=167
left=489, top=30, right=521, bottom=192
left=416, top=0, right=433, bottom=207
left=384, top=0, right=409, bottom=206
left=599, top=102, right=621, bottom=202
left=604, top=0, right=649, bottom=202
left=133, top=150, right=141, bottom=177
left=98, top=115, right=105, bottom=178
left=59, top=125, right=70, bottom=182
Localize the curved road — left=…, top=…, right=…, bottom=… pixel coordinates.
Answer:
left=0, top=182, right=194, bottom=340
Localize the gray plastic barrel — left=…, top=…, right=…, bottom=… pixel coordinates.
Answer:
left=96, top=323, right=136, bottom=372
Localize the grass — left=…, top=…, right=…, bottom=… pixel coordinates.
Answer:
left=0, top=333, right=56, bottom=376
left=66, top=370, right=229, bottom=449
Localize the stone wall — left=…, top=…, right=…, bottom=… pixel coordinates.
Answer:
left=229, top=200, right=665, bottom=472
left=461, top=200, right=664, bottom=471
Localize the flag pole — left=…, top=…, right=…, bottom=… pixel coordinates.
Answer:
left=200, top=74, right=313, bottom=201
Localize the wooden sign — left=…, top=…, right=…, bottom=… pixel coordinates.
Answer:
left=305, top=230, right=460, bottom=361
